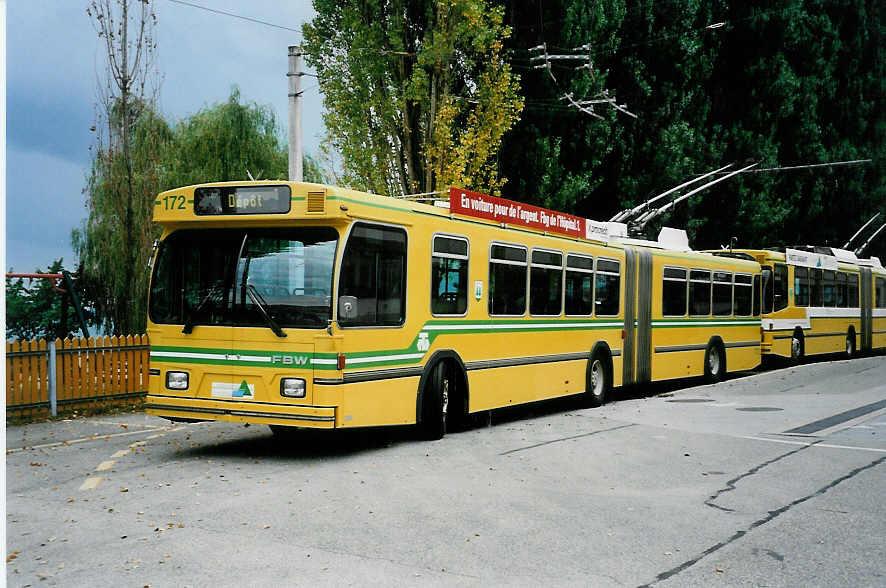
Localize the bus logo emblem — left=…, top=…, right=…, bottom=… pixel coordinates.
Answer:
left=211, top=381, right=255, bottom=399
left=474, top=280, right=483, bottom=301
left=417, top=332, right=430, bottom=352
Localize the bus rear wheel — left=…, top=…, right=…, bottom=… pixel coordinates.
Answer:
left=584, top=350, right=611, bottom=408
left=419, top=362, right=449, bottom=440
left=846, top=330, right=856, bottom=359
left=790, top=330, right=805, bottom=364
left=704, top=341, right=725, bottom=383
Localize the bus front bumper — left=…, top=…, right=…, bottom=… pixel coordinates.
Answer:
left=145, top=395, right=336, bottom=428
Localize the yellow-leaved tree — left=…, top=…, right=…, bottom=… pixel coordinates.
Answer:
left=304, top=0, right=523, bottom=196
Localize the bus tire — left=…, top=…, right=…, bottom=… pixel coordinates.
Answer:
left=846, top=328, right=856, bottom=359
left=704, top=339, right=726, bottom=384
left=418, top=362, right=449, bottom=441
left=790, top=329, right=805, bottom=364
left=584, top=347, right=611, bottom=408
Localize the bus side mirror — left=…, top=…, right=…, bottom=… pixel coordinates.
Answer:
left=339, top=296, right=358, bottom=320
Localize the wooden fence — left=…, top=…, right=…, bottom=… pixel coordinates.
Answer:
left=6, top=335, right=150, bottom=419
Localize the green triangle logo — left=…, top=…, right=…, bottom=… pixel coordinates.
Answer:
left=238, top=380, right=252, bottom=396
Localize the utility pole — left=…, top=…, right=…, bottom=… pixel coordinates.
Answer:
left=288, top=45, right=303, bottom=182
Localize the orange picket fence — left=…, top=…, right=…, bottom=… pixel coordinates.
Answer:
left=6, top=335, right=150, bottom=419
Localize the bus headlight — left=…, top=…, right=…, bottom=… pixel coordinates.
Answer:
left=280, top=378, right=306, bottom=398
left=166, top=371, right=189, bottom=390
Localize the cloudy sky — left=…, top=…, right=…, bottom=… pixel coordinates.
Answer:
left=6, top=0, right=324, bottom=273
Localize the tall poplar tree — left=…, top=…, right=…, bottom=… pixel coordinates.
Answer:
left=303, top=0, right=524, bottom=196
left=74, top=0, right=167, bottom=335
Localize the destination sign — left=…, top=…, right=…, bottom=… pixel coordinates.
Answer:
left=448, top=187, right=607, bottom=242
left=194, top=185, right=291, bottom=216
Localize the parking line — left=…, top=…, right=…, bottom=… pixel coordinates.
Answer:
left=96, top=460, right=116, bottom=471
left=741, top=435, right=886, bottom=454
left=79, top=476, right=104, bottom=491
left=7, top=425, right=188, bottom=453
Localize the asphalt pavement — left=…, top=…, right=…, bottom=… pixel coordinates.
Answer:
left=6, top=354, right=886, bottom=587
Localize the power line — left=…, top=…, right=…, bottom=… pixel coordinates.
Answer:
left=167, top=0, right=302, bottom=33
left=708, top=159, right=872, bottom=175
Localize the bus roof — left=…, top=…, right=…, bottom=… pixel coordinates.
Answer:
left=154, top=182, right=754, bottom=266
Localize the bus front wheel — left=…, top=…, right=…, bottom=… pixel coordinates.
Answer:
left=419, top=362, right=449, bottom=441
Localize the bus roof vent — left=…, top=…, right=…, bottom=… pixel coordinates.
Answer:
left=605, top=222, right=628, bottom=238
left=830, top=248, right=858, bottom=264
left=657, top=227, right=691, bottom=251
left=307, top=190, right=326, bottom=213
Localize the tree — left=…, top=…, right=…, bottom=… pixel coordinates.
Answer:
left=303, top=0, right=523, bottom=196
left=5, top=260, right=95, bottom=340
left=74, top=0, right=165, bottom=335
left=165, top=88, right=284, bottom=185
left=163, top=87, right=328, bottom=187
left=500, top=1, right=884, bottom=259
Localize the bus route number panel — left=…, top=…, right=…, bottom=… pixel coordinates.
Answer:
left=194, top=185, right=291, bottom=216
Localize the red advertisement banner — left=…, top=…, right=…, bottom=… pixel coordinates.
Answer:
left=448, top=187, right=587, bottom=238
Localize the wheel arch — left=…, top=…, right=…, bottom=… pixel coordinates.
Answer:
left=705, top=335, right=727, bottom=379
left=415, top=350, right=468, bottom=424
left=587, top=341, right=614, bottom=386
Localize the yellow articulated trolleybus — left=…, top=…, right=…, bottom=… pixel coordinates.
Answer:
left=145, top=182, right=762, bottom=439
left=709, top=246, right=886, bottom=361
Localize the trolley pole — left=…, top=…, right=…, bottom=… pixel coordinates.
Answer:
left=288, top=45, right=303, bottom=182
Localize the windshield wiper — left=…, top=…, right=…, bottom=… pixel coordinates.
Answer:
left=183, top=282, right=226, bottom=334
left=246, top=285, right=287, bottom=338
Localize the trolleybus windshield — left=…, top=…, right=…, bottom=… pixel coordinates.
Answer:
left=149, top=227, right=338, bottom=330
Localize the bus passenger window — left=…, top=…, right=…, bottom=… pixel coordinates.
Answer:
left=431, top=236, right=468, bottom=315
left=662, top=267, right=687, bottom=316
left=836, top=272, right=848, bottom=308
left=689, top=269, right=711, bottom=316
left=877, top=277, right=886, bottom=309
left=733, top=274, right=753, bottom=316
left=822, top=270, right=836, bottom=307
left=848, top=273, right=859, bottom=308
left=712, top=271, right=732, bottom=316
left=530, top=250, right=563, bottom=316
left=774, top=264, right=788, bottom=311
left=594, top=259, right=621, bottom=316
left=338, top=223, right=407, bottom=327
left=565, top=254, right=593, bottom=316
left=489, top=243, right=527, bottom=316
left=794, top=266, right=809, bottom=307
left=811, top=269, right=823, bottom=307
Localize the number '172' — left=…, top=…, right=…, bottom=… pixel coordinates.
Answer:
left=161, top=195, right=186, bottom=210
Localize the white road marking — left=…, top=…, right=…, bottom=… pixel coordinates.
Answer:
left=88, top=420, right=161, bottom=429
left=96, top=460, right=116, bottom=472
left=741, top=435, right=886, bottom=454
left=7, top=425, right=189, bottom=453
left=7, top=428, right=168, bottom=453
left=79, top=476, right=104, bottom=491
left=111, top=449, right=130, bottom=458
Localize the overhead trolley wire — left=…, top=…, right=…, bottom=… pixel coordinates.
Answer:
left=167, top=0, right=302, bottom=33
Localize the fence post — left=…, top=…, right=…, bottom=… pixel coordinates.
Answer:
left=48, top=339, right=57, bottom=417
